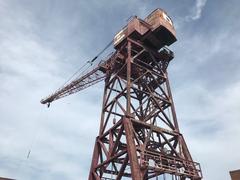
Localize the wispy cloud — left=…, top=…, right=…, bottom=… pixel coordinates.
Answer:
left=185, top=0, right=207, bottom=21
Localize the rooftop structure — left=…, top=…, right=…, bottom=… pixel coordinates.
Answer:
left=230, top=169, right=240, bottom=180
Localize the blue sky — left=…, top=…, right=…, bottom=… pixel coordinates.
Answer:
left=0, top=0, right=240, bottom=179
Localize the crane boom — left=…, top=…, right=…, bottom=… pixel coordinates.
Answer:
left=40, top=51, right=120, bottom=105
left=40, top=65, right=105, bottom=104
left=41, top=8, right=178, bottom=106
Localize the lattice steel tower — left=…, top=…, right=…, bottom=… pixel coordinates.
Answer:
left=41, top=8, right=202, bottom=180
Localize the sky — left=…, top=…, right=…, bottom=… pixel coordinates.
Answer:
left=0, top=0, right=240, bottom=179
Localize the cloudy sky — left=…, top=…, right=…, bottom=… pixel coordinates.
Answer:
left=0, top=0, right=240, bottom=179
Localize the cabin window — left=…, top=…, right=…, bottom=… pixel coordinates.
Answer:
left=162, top=12, right=173, bottom=26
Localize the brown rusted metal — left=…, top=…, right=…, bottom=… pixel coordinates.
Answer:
left=41, top=8, right=202, bottom=180
left=230, top=169, right=240, bottom=180
left=0, top=177, right=15, bottom=180
left=114, top=8, right=176, bottom=50
left=40, top=65, right=106, bottom=104
left=88, top=37, right=202, bottom=179
left=40, top=9, right=177, bottom=106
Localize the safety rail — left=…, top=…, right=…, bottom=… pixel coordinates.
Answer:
left=140, top=150, right=202, bottom=178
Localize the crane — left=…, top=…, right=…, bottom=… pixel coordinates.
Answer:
left=40, top=8, right=177, bottom=106
left=40, top=42, right=114, bottom=106
left=41, top=8, right=202, bottom=180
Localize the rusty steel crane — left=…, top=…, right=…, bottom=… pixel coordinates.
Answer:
left=41, top=8, right=202, bottom=180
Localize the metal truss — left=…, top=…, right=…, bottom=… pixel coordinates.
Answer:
left=88, top=38, right=202, bottom=180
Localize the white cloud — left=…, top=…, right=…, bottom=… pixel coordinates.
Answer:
left=170, top=26, right=240, bottom=180
left=176, top=81, right=240, bottom=180
left=185, top=0, right=207, bottom=21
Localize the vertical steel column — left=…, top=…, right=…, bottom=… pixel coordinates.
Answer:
left=89, top=75, right=110, bottom=180
left=165, top=72, right=179, bottom=131
left=126, top=39, right=131, bottom=116
left=124, top=40, right=143, bottom=179
left=123, top=117, right=143, bottom=180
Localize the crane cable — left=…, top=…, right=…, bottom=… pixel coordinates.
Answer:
left=16, top=109, right=45, bottom=175
left=60, top=40, right=113, bottom=88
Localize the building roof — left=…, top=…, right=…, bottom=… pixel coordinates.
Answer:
left=230, top=169, right=240, bottom=180
left=0, top=177, right=15, bottom=180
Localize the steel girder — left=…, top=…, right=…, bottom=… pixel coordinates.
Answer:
left=88, top=39, right=202, bottom=180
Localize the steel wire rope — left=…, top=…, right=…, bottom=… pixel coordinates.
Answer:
left=59, top=40, right=113, bottom=89
left=16, top=108, right=46, bottom=177
left=56, top=10, right=133, bottom=97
